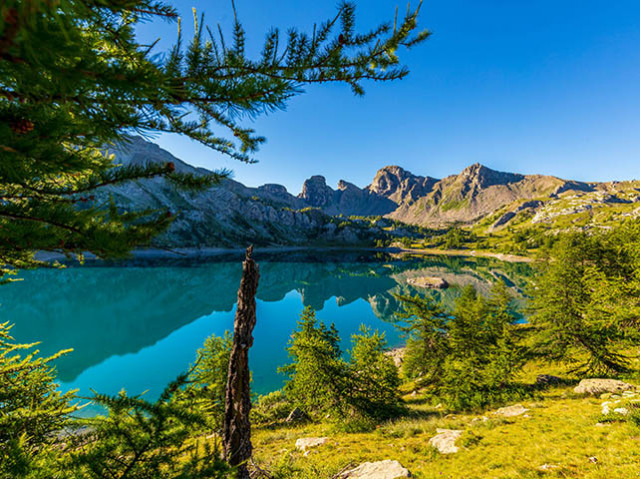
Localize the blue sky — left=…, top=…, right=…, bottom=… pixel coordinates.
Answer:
left=136, top=1, right=640, bottom=193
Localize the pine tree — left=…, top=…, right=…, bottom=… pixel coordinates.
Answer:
left=179, top=332, right=233, bottom=434
left=395, top=284, right=526, bottom=410
left=348, top=326, right=402, bottom=420
left=280, top=307, right=349, bottom=419
left=393, top=293, right=449, bottom=382
left=529, top=224, right=640, bottom=375
left=67, top=375, right=231, bottom=479
left=0, top=0, right=429, bottom=282
left=0, top=322, right=77, bottom=479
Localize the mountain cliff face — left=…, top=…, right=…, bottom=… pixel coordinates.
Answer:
left=298, top=175, right=395, bottom=216
left=367, top=165, right=438, bottom=205
left=103, top=137, right=380, bottom=248
left=103, top=137, right=640, bottom=247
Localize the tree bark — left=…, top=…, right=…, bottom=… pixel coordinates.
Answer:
left=223, top=245, right=259, bottom=477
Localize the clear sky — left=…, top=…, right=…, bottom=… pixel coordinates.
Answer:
left=136, top=0, right=640, bottom=194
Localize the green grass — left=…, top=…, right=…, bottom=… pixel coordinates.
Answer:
left=250, top=386, right=640, bottom=478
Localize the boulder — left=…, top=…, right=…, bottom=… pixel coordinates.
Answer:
left=340, top=460, right=411, bottom=478
left=574, top=379, right=635, bottom=396
left=428, top=429, right=463, bottom=454
left=493, top=404, right=529, bottom=417
left=295, top=437, right=328, bottom=452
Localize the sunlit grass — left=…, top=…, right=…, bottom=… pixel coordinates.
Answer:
left=250, top=384, right=640, bottom=478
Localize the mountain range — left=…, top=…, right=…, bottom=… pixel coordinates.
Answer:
left=105, top=137, right=640, bottom=248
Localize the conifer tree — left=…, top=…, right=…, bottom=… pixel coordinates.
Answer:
left=529, top=224, right=640, bottom=375
left=0, top=322, right=77, bottom=479
left=0, top=0, right=429, bottom=281
left=395, top=284, right=526, bottom=410
left=280, top=307, right=348, bottom=419
left=393, top=293, right=449, bottom=381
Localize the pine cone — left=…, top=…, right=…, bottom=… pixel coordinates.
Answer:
left=10, top=119, right=34, bottom=134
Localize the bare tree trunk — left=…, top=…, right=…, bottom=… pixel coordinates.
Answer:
left=223, top=245, right=259, bottom=478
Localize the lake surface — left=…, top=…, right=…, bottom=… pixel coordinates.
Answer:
left=0, top=250, right=532, bottom=412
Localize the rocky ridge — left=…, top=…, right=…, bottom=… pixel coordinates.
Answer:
left=103, top=137, right=640, bottom=248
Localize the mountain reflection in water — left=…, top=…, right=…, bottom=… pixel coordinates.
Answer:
left=0, top=250, right=532, bottom=403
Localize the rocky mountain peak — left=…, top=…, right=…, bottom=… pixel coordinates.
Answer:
left=337, top=179, right=360, bottom=192
left=298, top=175, right=335, bottom=207
left=458, top=163, right=524, bottom=188
left=368, top=165, right=438, bottom=203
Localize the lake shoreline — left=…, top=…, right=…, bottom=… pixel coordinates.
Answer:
left=35, top=245, right=533, bottom=263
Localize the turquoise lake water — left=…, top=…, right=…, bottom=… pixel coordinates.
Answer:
left=0, top=250, right=532, bottom=412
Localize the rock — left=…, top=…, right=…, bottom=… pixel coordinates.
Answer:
left=295, top=437, right=328, bottom=452
left=493, top=404, right=529, bottom=417
left=574, top=379, right=635, bottom=396
left=428, top=429, right=463, bottom=454
left=339, top=459, right=411, bottom=478
left=589, top=456, right=598, bottom=464
left=536, top=374, right=562, bottom=386
left=385, top=348, right=405, bottom=368
left=614, top=407, right=629, bottom=415
left=539, top=464, right=560, bottom=471
left=406, top=276, right=449, bottom=289
left=285, top=407, right=308, bottom=423
left=471, top=416, right=489, bottom=423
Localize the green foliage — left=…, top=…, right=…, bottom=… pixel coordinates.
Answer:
left=0, top=0, right=428, bottom=281
left=374, top=238, right=388, bottom=248
left=182, top=332, right=233, bottom=433
left=1, top=324, right=232, bottom=478
left=348, top=326, right=402, bottom=419
left=528, top=222, right=640, bottom=375
left=396, top=283, right=527, bottom=410
left=0, top=322, right=77, bottom=479
left=281, top=307, right=401, bottom=421
left=251, top=390, right=294, bottom=426
left=67, top=375, right=231, bottom=479
left=393, top=295, right=449, bottom=382
left=280, top=307, right=349, bottom=419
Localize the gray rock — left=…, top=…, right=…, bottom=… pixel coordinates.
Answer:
left=574, top=379, right=635, bottom=396
left=340, top=460, right=411, bottom=478
left=428, top=429, right=463, bottom=454
left=493, top=404, right=529, bottom=417
left=295, top=437, right=328, bottom=452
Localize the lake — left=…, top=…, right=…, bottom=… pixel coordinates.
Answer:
left=0, top=250, right=532, bottom=412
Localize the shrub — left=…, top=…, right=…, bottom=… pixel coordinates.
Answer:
left=68, top=376, right=231, bottom=478
left=280, top=307, right=349, bottom=419
left=251, top=390, right=294, bottom=426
